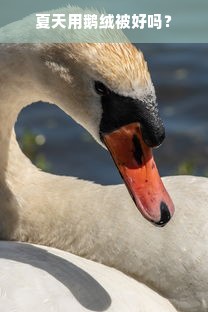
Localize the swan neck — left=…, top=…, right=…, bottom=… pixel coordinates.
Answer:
left=0, top=45, right=50, bottom=175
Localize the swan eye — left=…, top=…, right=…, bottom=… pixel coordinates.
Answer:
left=94, top=81, right=109, bottom=96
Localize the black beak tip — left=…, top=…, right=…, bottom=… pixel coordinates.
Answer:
left=152, top=202, right=172, bottom=227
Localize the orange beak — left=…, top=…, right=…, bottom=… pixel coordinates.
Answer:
left=102, top=122, right=175, bottom=226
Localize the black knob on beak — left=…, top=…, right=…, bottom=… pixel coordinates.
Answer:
left=141, top=121, right=165, bottom=148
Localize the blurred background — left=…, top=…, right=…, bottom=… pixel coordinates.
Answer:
left=15, top=44, right=208, bottom=184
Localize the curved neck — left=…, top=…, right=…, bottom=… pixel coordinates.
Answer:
left=0, top=44, right=82, bottom=176
left=0, top=44, right=55, bottom=238
left=0, top=44, right=122, bottom=255
left=0, top=44, right=103, bottom=242
left=0, top=45, right=48, bottom=174
left=0, top=44, right=101, bottom=178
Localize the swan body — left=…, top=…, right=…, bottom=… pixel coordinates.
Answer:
left=0, top=15, right=208, bottom=312
left=0, top=241, right=177, bottom=312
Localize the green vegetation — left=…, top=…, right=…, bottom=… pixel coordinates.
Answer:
left=17, top=129, right=51, bottom=172
left=177, top=160, right=196, bottom=175
left=176, top=160, right=208, bottom=177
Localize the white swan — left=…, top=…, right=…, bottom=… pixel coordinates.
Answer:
left=0, top=16, right=208, bottom=312
left=0, top=241, right=177, bottom=312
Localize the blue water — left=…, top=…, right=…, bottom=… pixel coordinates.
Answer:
left=15, top=44, right=208, bottom=184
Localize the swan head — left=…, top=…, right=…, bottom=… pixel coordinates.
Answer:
left=43, top=42, right=174, bottom=226
left=64, top=43, right=163, bottom=145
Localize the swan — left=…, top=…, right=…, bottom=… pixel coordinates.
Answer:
left=0, top=241, right=178, bottom=312
left=0, top=7, right=208, bottom=312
